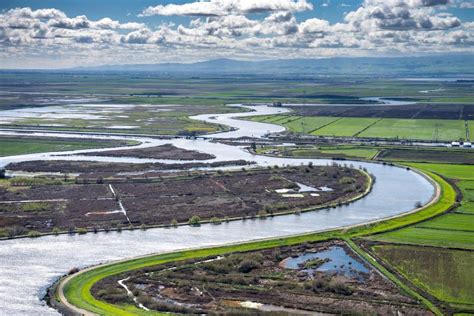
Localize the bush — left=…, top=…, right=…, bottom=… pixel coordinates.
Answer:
left=339, top=177, right=355, bottom=185
left=210, top=217, right=222, bottom=225
left=76, top=228, right=88, bottom=235
left=171, top=219, right=178, bottom=227
left=258, top=210, right=268, bottom=219
left=238, top=260, right=260, bottom=273
left=188, top=215, right=201, bottom=226
left=52, top=227, right=61, bottom=235
left=27, top=230, right=41, bottom=238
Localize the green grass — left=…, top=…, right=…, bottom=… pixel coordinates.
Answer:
left=373, top=245, right=474, bottom=307
left=359, top=118, right=466, bottom=141
left=312, top=117, right=378, bottom=137
left=247, top=115, right=469, bottom=141
left=0, top=138, right=128, bottom=157
left=274, top=145, right=379, bottom=159
left=371, top=163, right=474, bottom=249
left=373, top=227, right=474, bottom=249
left=405, top=163, right=474, bottom=180
left=417, top=214, right=474, bottom=232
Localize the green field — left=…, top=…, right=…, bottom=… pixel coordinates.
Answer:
left=359, top=118, right=466, bottom=141
left=368, top=163, right=474, bottom=313
left=248, top=115, right=470, bottom=141
left=373, top=245, right=474, bottom=306
left=311, top=117, right=378, bottom=137
left=258, top=144, right=379, bottom=160
left=0, top=137, right=130, bottom=157
left=372, top=163, right=474, bottom=249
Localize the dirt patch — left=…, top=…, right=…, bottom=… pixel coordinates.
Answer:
left=92, top=240, right=430, bottom=315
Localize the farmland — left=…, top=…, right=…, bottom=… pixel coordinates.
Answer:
left=249, top=114, right=471, bottom=141
left=256, top=143, right=474, bottom=164
left=367, top=162, right=474, bottom=313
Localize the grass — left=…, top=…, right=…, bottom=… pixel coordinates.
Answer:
left=311, top=117, right=378, bottom=137
left=359, top=118, right=466, bottom=141
left=247, top=115, right=470, bottom=141
left=373, top=245, right=474, bottom=307
left=259, top=144, right=379, bottom=160
left=0, top=137, right=129, bottom=157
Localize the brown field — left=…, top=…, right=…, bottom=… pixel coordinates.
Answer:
left=0, top=165, right=368, bottom=237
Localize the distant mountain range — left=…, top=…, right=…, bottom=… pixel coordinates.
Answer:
left=65, top=55, right=473, bottom=76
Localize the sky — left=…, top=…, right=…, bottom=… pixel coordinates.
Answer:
left=0, top=0, right=473, bottom=68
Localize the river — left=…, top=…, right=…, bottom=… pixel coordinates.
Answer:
left=0, top=103, right=434, bottom=315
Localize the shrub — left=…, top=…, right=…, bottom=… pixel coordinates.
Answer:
left=52, top=227, right=61, bottom=235
left=258, top=210, right=268, bottom=219
left=210, top=217, right=222, bottom=225
left=238, top=260, right=260, bottom=273
left=171, top=219, right=178, bottom=227
left=140, top=224, right=147, bottom=230
left=339, top=177, right=355, bottom=185
left=328, top=278, right=353, bottom=295
left=27, top=230, right=41, bottom=238
left=68, top=267, right=80, bottom=275
left=76, top=228, right=88, bottom=235
left=188, top=215, right=201, bottom=226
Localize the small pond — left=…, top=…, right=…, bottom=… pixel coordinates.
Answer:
left=281, top=246, right=370, bottom=279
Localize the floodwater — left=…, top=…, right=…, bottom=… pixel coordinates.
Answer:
left=0, top=103, right=435, bottom=315
left=281, top=246, right=370, bottom=279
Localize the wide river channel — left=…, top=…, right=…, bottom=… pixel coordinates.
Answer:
left=0, top=103, right=434, bottom=315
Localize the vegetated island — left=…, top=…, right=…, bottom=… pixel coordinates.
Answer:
left=0, top=164, right=371, bottom=238
left=83, top=143, right=215, bottom=160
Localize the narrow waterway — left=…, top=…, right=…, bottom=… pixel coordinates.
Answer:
left=0, top=103, right=434, bottom=315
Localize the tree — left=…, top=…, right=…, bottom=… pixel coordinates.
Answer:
left=0, top=169, right=5, bottom=179
left=188, top=215, right=201, bottom=226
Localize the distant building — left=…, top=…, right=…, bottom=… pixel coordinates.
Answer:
left=272, top=101, right=283, bottom=107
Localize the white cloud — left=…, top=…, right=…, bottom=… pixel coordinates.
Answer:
left=0, top=1, right=472, bottom=68
left=459, top=1, right=474, bottom=8
left=140, top=0, right=313, bottom=16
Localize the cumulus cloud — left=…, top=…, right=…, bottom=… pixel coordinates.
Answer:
left=140, top=0, right=313, bottom=16
left=0, top=1, right=472, bottom=68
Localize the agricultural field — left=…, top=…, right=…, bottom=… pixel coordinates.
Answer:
left=372, top=245, right=473, bottom=308
left=257, top=144, right=379, bottom=160
left=0, top=136, right=131, bottom=157
left=367, top=162, right=474, bottom=313
left=256, top=143, right=474, bottom=164
left=249, top=114, right=471, bottom=141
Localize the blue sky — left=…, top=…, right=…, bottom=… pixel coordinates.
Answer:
left=0, top=0, right=473, bottom=68
left=2, top=0, right=472, bottom=24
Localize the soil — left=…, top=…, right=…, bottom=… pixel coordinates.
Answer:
left=83, top=144, right=215, bottom=160
left=91, top=240, right=431, bottom=315
left=0, top=165, right=368, bottom=236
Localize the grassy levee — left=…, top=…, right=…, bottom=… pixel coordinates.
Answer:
left=347, top=170, right=455, bottom=237
left=60, top=166, right=456, bottom=316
